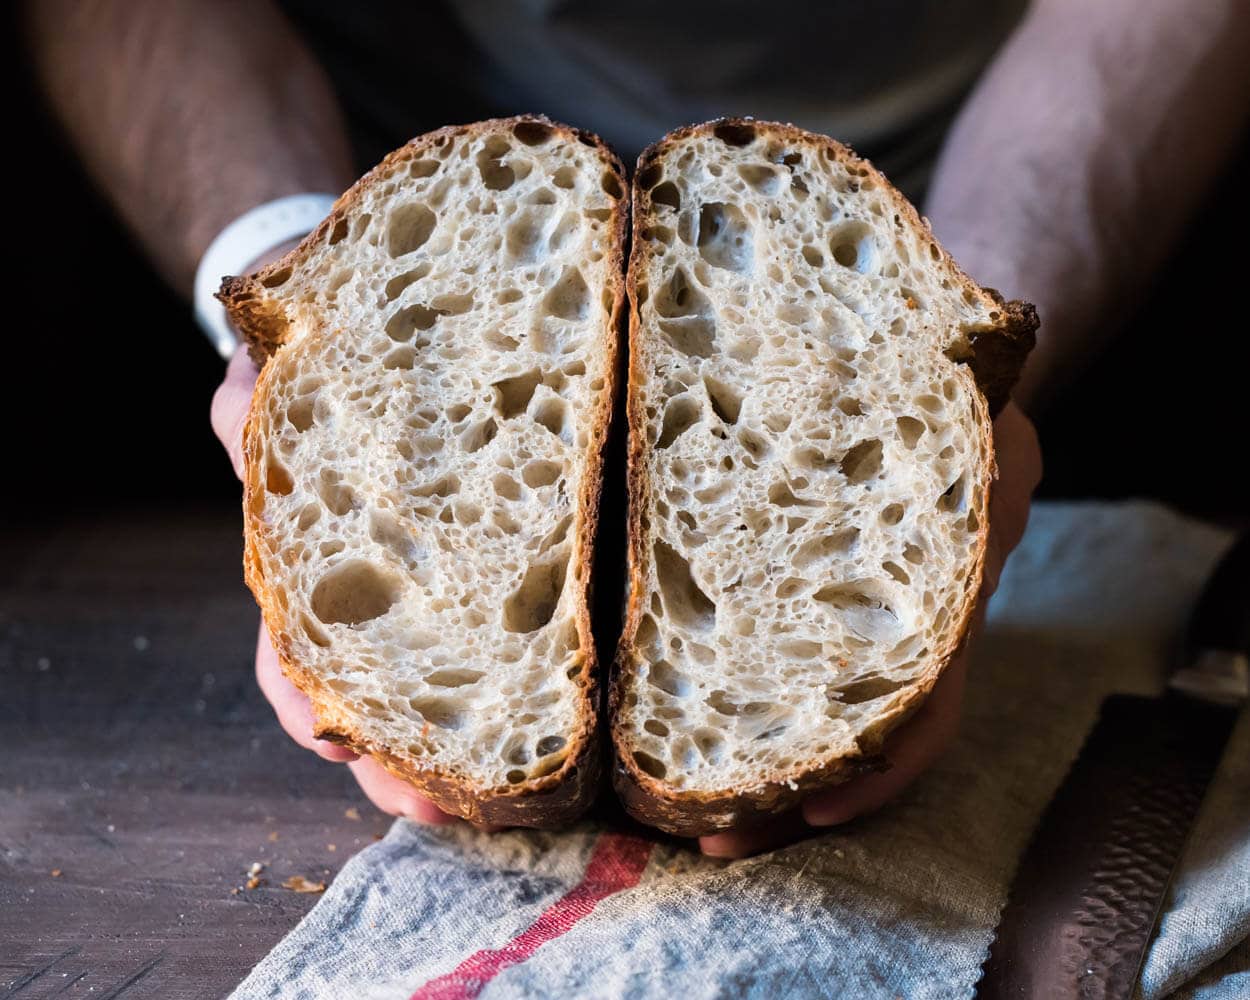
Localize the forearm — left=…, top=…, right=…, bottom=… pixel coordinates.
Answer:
left=25, top=0, right=355, bottom=296
left=926, top=0, right=1250, bottom=413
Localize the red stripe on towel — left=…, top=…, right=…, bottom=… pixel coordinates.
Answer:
left=409, top=832, right=654, bottom=1000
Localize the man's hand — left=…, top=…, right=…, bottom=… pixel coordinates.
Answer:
left=699, top=403, right=1041, bottom=858
left=211, top=348, right=460, bottom=826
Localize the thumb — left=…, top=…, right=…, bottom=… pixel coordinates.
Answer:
left=210, top=346, right=260, bottom=481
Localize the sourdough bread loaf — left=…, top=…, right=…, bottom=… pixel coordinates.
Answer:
left=613, top=119, right=1036, bottom=836
left=219, top=117, right=627, bottom=827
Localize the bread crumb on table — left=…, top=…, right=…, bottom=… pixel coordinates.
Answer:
left=282, top=876, right=327, bottom=894
left=344, top=807, right=361, bottom=821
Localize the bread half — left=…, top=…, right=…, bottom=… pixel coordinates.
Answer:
left=613, top=119, right=1036, bottom=836
left=220, top=117, right=627, bottom=827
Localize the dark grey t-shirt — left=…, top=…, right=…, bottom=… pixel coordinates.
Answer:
left=285, top=0, right=1026, bottom=197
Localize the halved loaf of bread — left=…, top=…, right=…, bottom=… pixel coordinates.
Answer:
left=219, top=117, right=627, bottom=827
left=613, top=119, right=1036, bottom=836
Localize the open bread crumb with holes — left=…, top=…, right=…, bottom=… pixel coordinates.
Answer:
left=614, top=119, right=1036, bottom=837
left=219, top=117, right=628, bottom=828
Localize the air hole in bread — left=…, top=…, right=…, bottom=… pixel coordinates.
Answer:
left=896, top=416, right=925, bottom=448
left=430, top=291, right=474, bottom=315
left=385, top=303, right=442, bottom=340
left=737, top=429, right=771, bottom=465
left=484, top=329, right=520, bottom=352
left=461, top=418, right=498, bottom=454
left=767, top=481, right=816, bottom=508
left=883, top=560, right=911, bottom=585
left=497, top=288, right=524, bottom=305
left=812, top=582, right=903, bottom=643
left=384, top=266, right=431, bottom=302
left=713, top=122, right=757, bottom=146
left=411, top=697, right=465, bottom=730
left=265, top=457, right=294, bottom=496
left=643, top=719, right=669, bottom=737
left=544, top=267, right=591, bottom=321
left=706, top=690, right=740, bottom=717
left=493, top=473, right=522, bottom=501
left=413, top=474, right=459, bottom=499
left=881, top=503, right=905, bottom=525
left=651, top=182, right=681, bottom=210
left=703, top=376, right=742, bottom=424
left=505, top=212, right=549, bottom=263
left=287, top=397, right=315, bottom=433
left=839, top=438, right=883, bottom=484
left=540, top=213, right=578, bottom=256
left=512, top=120, right=554, bottom=146
left=476, top=136, right=516, bottom=190
left=386, top=203, right=437, bottom=257
left=657, top=396, right=701, bottom=449
left=505, top=769, right=527, bottom=784
left=832, top=676, right=904, bottom=705
left=601, top=170, right=624, bottom=199
left=328, top=217, right=349, bottom=245
left=311, top=560, right=401, bottom=626
left=794, top=528, right=860, bottom=568
left=780, top=639, right=821, bottom=660
left=261, top=266, right=293, bottom=288
left=552, top=165, right=577, bottom=190
left=829, top=220, right=879, bottom=275
left=654, top=540, right=716, bottom=632
left=317, top=471, right=356, bottom=515
left=655, top=269, right=717, bottom=357
left=633, top=751, right=667, bottom=779
left=383, top=346, right=417, bottom=370
left=648, top=659, right=690, bottom=697
left=536, top=734, right=567, bottom=756
left=737, top=163, right=780, bottom=194
left=635, top=613, right=660, bottom=655
left=937, top=474, right=967, bottom=513
left=502, top=556, right=568, bottom=633
left=533, top=397, right=570, bottom=442
left=369, top=509, right=418, bottom=565
left=523, top=460, right=563, bottom=488
left=295, top=503, right=321, bottom=531
left=492, top=370, right=541, bottom=418
left=697, top=202, right=753, bottom=273
left=408, top=158, right=439, bottom=179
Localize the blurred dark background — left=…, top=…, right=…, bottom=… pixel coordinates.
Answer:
left=4, top=14, right=1247, bottom=525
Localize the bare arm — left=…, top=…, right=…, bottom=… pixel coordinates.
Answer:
left=926, top=0, right=1250, bottom=413
left=24, top=0, right=356, bottom=296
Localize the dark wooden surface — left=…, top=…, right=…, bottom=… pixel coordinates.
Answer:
left=1, top=510, right=395, bottom=999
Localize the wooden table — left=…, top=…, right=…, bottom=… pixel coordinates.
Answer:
left=1, top=509, right=394, bottom=998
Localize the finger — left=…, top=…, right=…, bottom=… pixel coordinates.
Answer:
left=699, top=809, right=811, bottom=859
left=210, top=347, right=260, bottom=481
left=254, top=623, right=359, bottom=763
left=802, top=641, right=969, bottom=827
left=983, top=403, right=1042, bottom=596
left=347, top=756, right=460, bottom=825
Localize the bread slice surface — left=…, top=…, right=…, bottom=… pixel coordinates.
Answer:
left=613, top=119, right=1036, bottom=836
left=220, top=117, right=627, bottom=827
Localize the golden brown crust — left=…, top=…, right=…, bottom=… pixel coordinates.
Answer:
left=225, top=117, right=628, bottom=828
left=612, top=117, right=1032, bottom=837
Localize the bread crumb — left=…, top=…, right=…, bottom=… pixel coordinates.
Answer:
left=50, top=869, right=62, bottom=878
left=267, top=831, right=280, bottom=842
left=245, top=876, right=264, bottom=890
left=283, top=876, right=327, bottom=894
left=247, top=861, right=266, bottom=878
left=327, top=844, right=337, bottom=852
left=344, top=807, right=361, bottom=821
